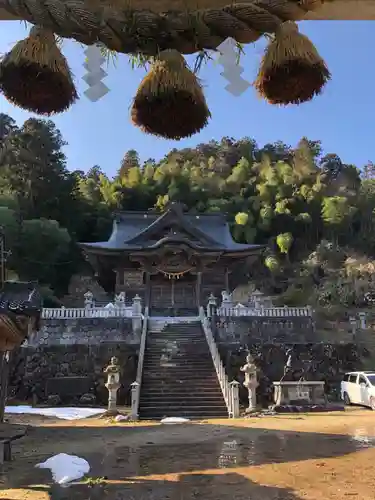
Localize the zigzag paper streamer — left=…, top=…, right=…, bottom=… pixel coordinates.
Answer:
left=82, top=45, right=110, bottom=102
left=216, top=38, right=250, bottom=97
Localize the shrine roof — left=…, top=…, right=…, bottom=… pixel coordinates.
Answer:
left=0, top=281, right=42, bottom=315
left=79, top=203, right=265, bottom=255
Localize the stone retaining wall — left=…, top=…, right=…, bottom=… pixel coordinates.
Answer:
left=9, top=343, right=138, bottom=406
left=7, top=316, right=374, bottom=408
left=221, top=342, right=370, bottom=406
left=28, top=317, right=140, bottom=347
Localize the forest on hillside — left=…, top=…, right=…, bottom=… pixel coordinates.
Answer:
left=1, top=112, right=375, bottom=313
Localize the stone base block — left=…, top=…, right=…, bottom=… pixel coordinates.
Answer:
left=271, top=403, right=345, bottom=413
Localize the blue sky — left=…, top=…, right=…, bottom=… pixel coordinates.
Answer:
left=0, top=21, right=373, bottom=176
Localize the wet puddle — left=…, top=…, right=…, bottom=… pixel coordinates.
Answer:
left=109, top=429, right=375, bottom=477
left=4, top=426, right=375, bottom=500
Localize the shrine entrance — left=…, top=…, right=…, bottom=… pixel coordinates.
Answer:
left=149, top=273, right=197, bottom=317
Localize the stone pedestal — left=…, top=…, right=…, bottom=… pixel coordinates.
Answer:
left=272, top=381, right=344, bottom=412
left=105, top=383, right=120, bottom=416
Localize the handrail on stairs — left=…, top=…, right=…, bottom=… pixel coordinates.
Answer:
left=131, top=305, right=149, bottom=420
left=199, top=306, right=239, bottom=418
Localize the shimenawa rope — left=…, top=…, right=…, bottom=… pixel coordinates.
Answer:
left=1, top=0, right=325, bottom=54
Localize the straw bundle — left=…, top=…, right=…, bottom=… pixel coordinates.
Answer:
left=0, top=26, right=78, bottom=115
left=255, top=21, right=330, bottom=105
left=131, top=50, right=211, bottom=140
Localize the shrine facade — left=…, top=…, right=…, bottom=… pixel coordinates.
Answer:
left=79, top=203, right=265, bottom=316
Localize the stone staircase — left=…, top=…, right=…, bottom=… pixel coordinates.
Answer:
left=139, top=321, right=228, bottom=420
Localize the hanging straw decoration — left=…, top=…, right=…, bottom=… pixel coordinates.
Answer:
left=130, top=49, right=211, bottom=140
left=0, top=26, right=78, bottom=115
left=255, top=21, right=331, bottom=105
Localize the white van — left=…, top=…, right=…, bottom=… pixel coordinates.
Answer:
left=341, top=371, right=375, bottom=410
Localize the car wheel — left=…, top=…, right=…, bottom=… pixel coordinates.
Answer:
left=343, top=392, right=351, bottom=406
left=370, top=397, right=375, bottom=411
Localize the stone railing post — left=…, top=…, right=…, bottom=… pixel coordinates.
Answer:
left=229, top=380, right=240, bottom=418
left=349, top=316, right=357, bottom=340
left=84, top=291, right=93, bottom=309
left=132, top=295, right=142, bottom=335
left=130, top=381, right=140, bottom=420
left=207, top=293, right=217, bottom=318
left=358, top=311, right=367, bottom=330
left=220, top=291, right=233, bottom=316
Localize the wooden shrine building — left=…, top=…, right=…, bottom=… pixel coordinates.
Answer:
left=80, top=202, right=265, bottom=316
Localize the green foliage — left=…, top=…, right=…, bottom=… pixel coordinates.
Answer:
left=235, top=212, right=249, bottom=225
left=1, top=112, right=374, bottom=305
left=276, top=233, right=293, bottom=254
left=265, top=256, right=280, bottom=273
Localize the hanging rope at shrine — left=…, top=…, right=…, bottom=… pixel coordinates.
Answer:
left=0, top=0, right=333, bottom=139
left=156, top=268, right=194, bottom=280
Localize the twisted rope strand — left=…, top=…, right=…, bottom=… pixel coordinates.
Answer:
left=1, top=0, right=325, bottom=54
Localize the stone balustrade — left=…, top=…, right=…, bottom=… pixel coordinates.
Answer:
left=41, top=307, right=136, bottom=319
left=217, top=306, right=312, bottom=318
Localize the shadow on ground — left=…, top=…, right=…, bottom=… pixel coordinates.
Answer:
left=14, top=473, right=302, bottom=500
left=2, top=421, right=375, bottom=499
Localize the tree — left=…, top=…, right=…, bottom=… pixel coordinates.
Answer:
left=15, top=219, right=71, bottom=285
left=118, top=149, right=140, bottom=179
left=321, top=196, right=356, bottom=242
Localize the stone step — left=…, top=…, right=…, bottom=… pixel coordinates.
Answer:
left=140, top=392, right=224, bottom=399
left=158, top=333, right=203, bottom=336
left=152, top=337, right=204, bottom=340
left=141, top=385, right=222, bottom=393
left=144, top=352, right=211, bottom=356
left=140, top=402, right=227, bottom=411
left=143, top=365, right=215, bottom=372
left=142, top=377, right=219, bottom=384
left=139, top=408, right=228, bottom=419
left=143, top=358, right=213, bottom=364
left=143, top=367, right=216, bottom=374
left=143, top=366, right=215, bottom=372
left=145, top=342, right=208, bottom=347
left=141, top=381, right=221, bottom=389
left=146, top=343, right=207, bottom=348
left=143, top=363, right=213, bottom=368
left=141, top=384, right=222, bottom=398
left=146, top=335, right=207, bottom=345
left=160, top=332, right=202, bottom=335
left=144, top=357, right=212, bottom=363
left=140, top=394, right=224, bottom=401
left=144, top=356, right=213, bottom=361
left=140, top=398, right=225, bottom=405
left=149, top=329, right=202, bottom=332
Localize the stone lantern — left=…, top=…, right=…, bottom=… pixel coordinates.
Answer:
left=103, top=356, right=121, bottom=416
left=240, top=353, right=259, bottom=413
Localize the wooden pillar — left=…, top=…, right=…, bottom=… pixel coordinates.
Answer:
left=144, top=271, right=151, bottom=309
left=196, top=271, right=202, bottom=309
left=0, top=351, right=10, bottom=422
left=225, top=268, right=229, bottom=292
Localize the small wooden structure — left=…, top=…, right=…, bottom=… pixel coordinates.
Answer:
left=0, top=281, right=42, bottom=423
